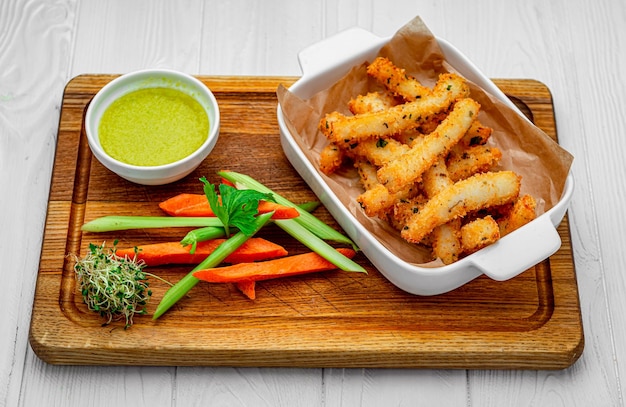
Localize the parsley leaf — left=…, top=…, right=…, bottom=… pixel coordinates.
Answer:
left=200, top=177, right=274, bottom=237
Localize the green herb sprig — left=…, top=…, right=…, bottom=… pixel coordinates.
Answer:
left=201, top=176, right=273, bottom=237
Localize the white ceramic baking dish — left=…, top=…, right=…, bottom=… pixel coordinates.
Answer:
left=277, top=27, right=574, bottom=295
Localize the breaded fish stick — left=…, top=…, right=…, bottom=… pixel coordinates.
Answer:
left=401, top=171, right=521, bottom=243
left=318, top=73, right=470, bottom=147
left=355, top=160, right=417, bottom=217
left=319, top=142, right=344, bottom=175
left=348, top=91, right=398, bottom=114
left=377, top=98, right=480, bottom=193
left=447, top=144, right=502, bottom=182
left=421, top=158, right=462, bottom=264
left=498, top=194, right=537, bottom=236
left=460, top=216, right=500, bottom=254
left=366, top=57, right=431, bottom=101
left=348, top=137, right=411, bottom=167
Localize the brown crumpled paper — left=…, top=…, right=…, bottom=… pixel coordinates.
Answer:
left=277, top=16, right=574, bottom=266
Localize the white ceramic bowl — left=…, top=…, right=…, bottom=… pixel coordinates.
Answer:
left=85, top=69, right=220, bottom=185
left=277, top=27, right=574, bottom=295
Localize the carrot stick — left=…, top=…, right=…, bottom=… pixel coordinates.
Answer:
left=192, top=248, right=356, bottom=283
left=115, top=238, right=288, bottom=266
left=235, top=280, right=257, bottom=300
left=220, top=178, right=236, bottom=187
left=153, top=212, right=274, bottom=319
left=158, top=193, right=300, bottom=219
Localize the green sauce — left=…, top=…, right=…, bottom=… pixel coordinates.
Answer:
left=99, top=87, right=209, bottom=166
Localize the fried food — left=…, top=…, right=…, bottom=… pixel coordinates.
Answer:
left=447, top=144, right=503, bottom=182
left=460, top=216, right=500, bottom=254
left=355, top=160, right=418, bottom=217
left=400, top=171, right=521, bottom=243
left=377, top=98, right=480, bottom=193
left=349, top=137, right=411, bottom=167
left=431, top=218, right=462, bottom=264
left=421, top=158, right=462, bottom=264
left=318, top=72, right=470, bottom=149
left=498, top=194, right=537, bottom=236
left=315, top=57, right=536, bottom=264
left=366, top=56, right=432, bottom=101
left=319, top=142, right=344, bottom=175
left=348, top=91, right=399, bottom=114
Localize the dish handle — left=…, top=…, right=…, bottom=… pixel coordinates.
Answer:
left=472, top=214, right=562, bottom=281
left=294, top=27, right=388, bottom=98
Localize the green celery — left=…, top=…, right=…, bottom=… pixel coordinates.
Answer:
left=178, top=201, right=320, bottom=252
left=152, top=211, right=274, bottom=319
left=180, top=226, right=227, bottom=254
left=296, top=201, right=321, bottom=213
left=82, top=216, right=224, bottom=232
left=218, top=170, right=357, bottom=250
left=274, top=219, right=366, bottom=273
left=83, top=203, right=320, bottom=234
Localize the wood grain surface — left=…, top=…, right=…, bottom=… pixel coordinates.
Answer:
left=28, top=75, right=583, bottom=369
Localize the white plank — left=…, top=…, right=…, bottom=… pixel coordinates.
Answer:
left=323, top=369, right=467, bottom=406
left=199, top=0, right=324, bottom=76
left=0, top=0, right=78, bottom=406
left=19, top=355, right=174, bottom=406
left=71, top=0, right=204, bottom=75
left=175, top=368, right=323, bottom=407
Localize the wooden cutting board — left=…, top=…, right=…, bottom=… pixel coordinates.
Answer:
left=29, top=75, right=583, bottom=369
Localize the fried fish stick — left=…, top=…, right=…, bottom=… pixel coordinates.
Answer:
left=394, top=128, right=425, bottom=146
left=355, top=160, right=418, bottom=217
left=321, top=90, right=399, bottom=175
left=345, top=92, right=417, bottom=167
left=355, top=159, right=380, bottom=191
left=498, top=194, right=537, bottom=236
left=422, top=158, right=462, bottom=264
left=388, top=196, right=426, bottom=232
left=377, top=98, right=480, bottom=193
left=460, top=215, right=500, bottom=254
left=400, top=171, right=521, bottom=243
left=318, top=73, right=470, bottom=147
left=366, top=57, right=432, bottom=101
left=319, top=142, right=345, bottom=175
left=431, top=218, right=462, bottom=264
left=422, top=157, right=453, bottom=197
left=460, top=120, right=493, bottom=147
left=348, top=137, right=411, bottom=167
left=447, top=145, right=502, bottom=182
left=348, top=91, right=398, bottom=114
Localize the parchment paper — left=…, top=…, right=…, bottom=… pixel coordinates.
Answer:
left=277, top=16, right=574, bottom=265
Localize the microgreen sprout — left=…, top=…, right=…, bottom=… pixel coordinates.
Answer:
left=73, top=240, right=155, bottom=329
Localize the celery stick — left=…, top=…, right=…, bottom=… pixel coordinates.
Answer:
left=296, top=201, right=321, bottom=213
left=82, top=216, right=224, bottom=232
left=178, top=201, right=320, bottom=254
left=152, top=212, right=273, bottom=319
left=218, top=170, right=357, bottom=250
left=180, top=226, right=227, bottom=254
left=274, top=219, right=366, bottom=273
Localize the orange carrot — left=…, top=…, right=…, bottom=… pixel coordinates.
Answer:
left=192, top=248, right=357, bottom=283
left=158, top=193, right=299, bottom=219
left=235, top=280, right=257, bottom=300
left=115, top=238, right=288, bottom=266
left=158, top=193, right=206, bottom=215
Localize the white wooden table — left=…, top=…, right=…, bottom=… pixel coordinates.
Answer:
left=1, top=1, right=624, bottom=405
